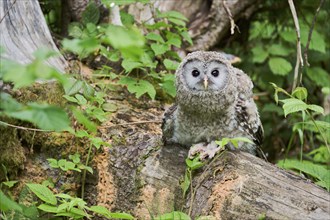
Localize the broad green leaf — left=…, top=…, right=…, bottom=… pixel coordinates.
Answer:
left=252, top=45, right=268, bottom=63
left=63, top=95, right=78, bottom=103
left=121, top=59, right=143, bottom=72
left=37, top=204, right=58, bottom=213
left=166, top=32, right=181, bottom=47
left=230, top=137, right=254, bottom=147
left=292, top=87, right=307, bottom=100
left=0, top=190, right=23, bottom=212
left=268, top=57, right=292, bottom=75
left=0, top=93, right=22, bottom=112
left=161, top=80, right=176, bottom=98
left=103, top=25, right=144, bottom=59
left=118, top=77, right=156, bottom=99
left=145, top=33, right=165, bottom=43
left=62, top=38, right=100, bottom=59
left=68, top=23, right=83, bottom=38
left=301, top=26, right=326, bottom=53
left=306, top=67, right=330, bottom=87
left=47, top=158, right=59, bottom=168
left=155, top=211, right=191, bottom=220
left=26, top=184, right=57, bottom=205
left=277, top=159, right=330, bottom=190
left=268, top=44, right=291, bottom=56
left=280, top=98, right=308, bottom=117
left=82, top=2, right=100, bottom=25
left=120, top=11, right=135, bottom=26
left=279, top=29, right=296, bottom=42
left=151, top=43, right=169, bottom=56
left=164, top=59, right=179, bottom=70
left=21, top=205, right=39, bottom=219
left=6, top=103, right=71, bottom=131
left=307, top=104, right=324, bottom=114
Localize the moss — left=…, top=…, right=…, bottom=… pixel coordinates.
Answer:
left=0, top=122, right=26, bottom=181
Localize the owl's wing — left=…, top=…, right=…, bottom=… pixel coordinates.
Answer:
left=234, top=69, right=264, bottom=146
left=235, top=96, right=263, bottom=146
left=161, top=104, right=177, bottom=144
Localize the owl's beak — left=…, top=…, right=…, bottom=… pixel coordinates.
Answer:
left=203, top=75, right=208, bottom=90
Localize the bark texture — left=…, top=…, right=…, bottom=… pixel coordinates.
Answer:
left=0, top=0, right=67, bottom=73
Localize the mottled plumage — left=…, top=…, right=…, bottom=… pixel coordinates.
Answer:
left=162, top=51, right=263, bottom=158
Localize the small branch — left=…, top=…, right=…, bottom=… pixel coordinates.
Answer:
left=222, top=0, right=240, bottom=35
left=0, top=121, right=52, bottom=132
left=100, top=120, right=162, bottom=128
left=304, top=0, right=325, bottom=67
left=0, top=0, right=17, bottom=24
left=288, top=0, right=304, bottom=92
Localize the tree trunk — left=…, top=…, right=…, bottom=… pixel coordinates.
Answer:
left=0, top=0, right=67, bottom=73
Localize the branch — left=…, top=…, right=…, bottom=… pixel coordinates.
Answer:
left=288, top=0, right=304, bottom=92
left=100, top=120, right=162, bottom=128
left=222, top=0, right=240, bottom=35
left=0, top=121, right=52, bottom=132
left=303, top=0, right=325, bottom=66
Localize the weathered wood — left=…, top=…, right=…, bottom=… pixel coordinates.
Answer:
left=93, top=101, right=330, bottom=219
left=128, top=0, right=259, bottom=51
left=0, top=0, right=67, bottom=73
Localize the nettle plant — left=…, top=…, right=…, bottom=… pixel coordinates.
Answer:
left=62, top=1, right=192, bottom=100
left=271, top=84, right=330, bottom=191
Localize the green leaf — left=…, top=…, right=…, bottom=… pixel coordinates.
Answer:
left=103, top=25, right=144, bottom=59
left=157, top=10, right=188, bottom=21
left=164, top=59, right=179, bottom=70
left=37, top=204, right=58, bottom=213
left=280, top=98, right=308, bottom=117
left=279, top=29, right=296, bottom=42
left=292, top=87, right=307, bottom=100
left=6, top=103, right=71, bottom=131
left=2, top=180, right=19, bottom=188
left=168, top=17, right=186, bottom=26
left=277, top=159, right=330, bottom=190
left=121, top=59, right=143, bottom=72
left=89, top=206, right=134, bottom=219
left=181, top=171, right=190, bottom=197
left=155, top=211, right=191, bottom=220
left=185, top=157, right=204, bottom=170
left=301, top=26, right=326, bottom=53
left=145, top=33, right=165, bottom=43
left=268, top=44, right=291, bottom=56
left=307, top=104, right=324, bottom=114
left=26, top=183, right=57, bottom=205
left=71, top=108, right=97, bottom=132
left=306, top=67, right=330, bottom=87
left=180, top=31, right=193, bottom=45
left=0, top=190, right=23, bottom=212
left=118, top=77, right=156, bottom=99
left=82, top=2, right=100, bottom=25
left=151, top=43, right=169, bottom=56
left=268, top=57, right=292, bottom=75
left=251, top=45, right=268, bottom=63
left=307, top=146, right=330, bottom=164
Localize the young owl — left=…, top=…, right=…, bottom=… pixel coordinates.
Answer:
left=162, top=51, right=263, bottom=159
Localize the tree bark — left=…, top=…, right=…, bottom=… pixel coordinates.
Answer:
left=92, top=130, right=330, bottom=219
left=0, top=0, right=67, bottom=73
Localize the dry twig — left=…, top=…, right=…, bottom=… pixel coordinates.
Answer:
left=0, top=121, right=52, bottom=132
left=288, top=0, right=304, bottom=92
left=222, top=0, right=240, bottom=35
left=100, top=120, right=162, bottom=128
left=304, top=0, right=325, bottom=67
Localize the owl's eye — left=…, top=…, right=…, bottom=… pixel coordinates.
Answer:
left=191, top=70, right=200, bottom=77
left=211, top=69, right=219, bottom=77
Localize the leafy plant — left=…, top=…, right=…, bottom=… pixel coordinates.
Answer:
left=62, top=1, right=192, bottom=100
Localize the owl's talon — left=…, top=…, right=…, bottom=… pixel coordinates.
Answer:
left=188, top=141, right=222, bottom=160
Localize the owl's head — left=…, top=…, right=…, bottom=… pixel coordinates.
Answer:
left=177, top=51, right=232, bottom=92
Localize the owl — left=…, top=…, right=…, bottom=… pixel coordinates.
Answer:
left=162, top=51, right=263, bottom=159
